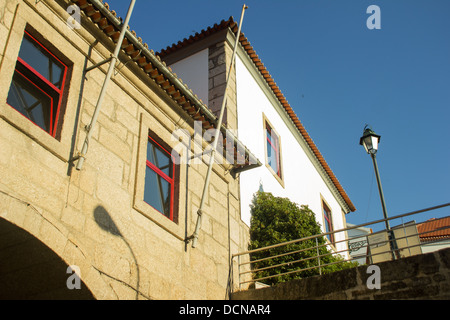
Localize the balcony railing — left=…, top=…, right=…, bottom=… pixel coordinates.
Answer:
left=231, top=203, right=450, bottom=292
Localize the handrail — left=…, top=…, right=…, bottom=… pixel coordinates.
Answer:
left=232, top=203, right=450, bottom=291
left=233, top=203, right=450, bottom=258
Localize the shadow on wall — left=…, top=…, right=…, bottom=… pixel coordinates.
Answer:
left=0, top=217, right=95, bottom=300
left=93, top=205, right=149, bottom=300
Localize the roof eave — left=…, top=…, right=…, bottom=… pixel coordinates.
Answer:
left=75, top=0, right=261, bottom=170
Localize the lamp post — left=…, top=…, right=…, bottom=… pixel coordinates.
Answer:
left=359, top=126, right=397, bottom=260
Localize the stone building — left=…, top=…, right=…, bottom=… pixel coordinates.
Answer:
left=0, top=0, right=355, bottom=299
left=0, top=0, right=259, bottom=299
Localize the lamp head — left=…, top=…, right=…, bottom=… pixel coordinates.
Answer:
left=359, top=125, right=381, bottom=154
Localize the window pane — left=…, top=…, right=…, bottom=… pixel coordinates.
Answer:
left=266, top=125, right=280, bottom=177
left=323, top=205, right=333, bottom=242
left=51, top=62, right=64, bottom=88
left=267, top=139, right=278, bottom=173
left=267, top=129, right=272, bottom=143
left=144, top=165, right=171, bottom=219
left=18, top=34, right=64, bottom=88
left=147, top=140, right=172, bottom=177
left=271, top=131, right=279, bottom=149
left=324, top=217, right=331, bottom=233
left=7, top=71, right=53, bottom=133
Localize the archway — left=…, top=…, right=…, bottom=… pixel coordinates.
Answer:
left=0, top=217, right=95, bottom=299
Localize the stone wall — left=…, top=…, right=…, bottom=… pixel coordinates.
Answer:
left=208, top=39, right=238, bottom=130
left=0, top=0, right=249, bottom=299
left=231, top=247, right=450, bottom=300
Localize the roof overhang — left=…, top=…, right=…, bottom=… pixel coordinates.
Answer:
left=72, top=0, right=261, bottom=172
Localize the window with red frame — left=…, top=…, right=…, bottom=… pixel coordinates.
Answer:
left=144, top=135, right=176, bottom=221
left=323, top=202, right=335, bottom=244
left=6, top=31, right=68, bottom=138
left=266, top=122, right=282, bottom=179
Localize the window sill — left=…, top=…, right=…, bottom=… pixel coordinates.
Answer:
left=133, top=200, right=184, bottom=241
left=265, top=163, right=285, bottom=188
left=0, top=102, right=71, bottom=162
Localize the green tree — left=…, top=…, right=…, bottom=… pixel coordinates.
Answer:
left=249, top=191, right=357, bottom=285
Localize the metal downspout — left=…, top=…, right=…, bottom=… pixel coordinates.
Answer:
left=189, top=4, right=248, bottom=248
left=75, top=0, right=136, bottom=170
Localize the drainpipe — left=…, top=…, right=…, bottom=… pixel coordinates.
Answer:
left=75, top=0, right=136, bottom=170
left=189, top=4, right=248, bottom=248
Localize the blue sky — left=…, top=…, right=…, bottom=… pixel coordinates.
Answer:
left=106, top=0, right=450, bottom=228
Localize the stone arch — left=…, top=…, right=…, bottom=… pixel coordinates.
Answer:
left=0, top=216, right=95, bottom=299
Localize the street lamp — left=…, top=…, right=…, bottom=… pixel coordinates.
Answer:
left=360, top=125, right=397, bottom=260
left=359, top=126, right=380, bottom=155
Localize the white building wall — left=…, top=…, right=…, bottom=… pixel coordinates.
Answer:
left=235, top=56, right=348, bottom=254
left=164, top=45, right=349, bottom=255
left=421, top=240, right=450, bottom=254
left=169, top=49, right=209, bottom=105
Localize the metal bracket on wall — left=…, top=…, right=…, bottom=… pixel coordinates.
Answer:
left=230, top=163, right=262, bottom=179
left=85, top=56, right=113, bottom=73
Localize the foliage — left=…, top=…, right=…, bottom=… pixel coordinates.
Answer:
left=249, top=191, right=357, bottom=285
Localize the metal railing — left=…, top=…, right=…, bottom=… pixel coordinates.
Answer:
left=231, top=203, right=450, bottom=292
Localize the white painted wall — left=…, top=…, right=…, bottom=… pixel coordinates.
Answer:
left=169, top=49, right=209, bottom=106
left=235, top=55, right=348, bottom=255
left=421, top=240, right=450, bottom=254
left=166, top=45, right=350, bottom=255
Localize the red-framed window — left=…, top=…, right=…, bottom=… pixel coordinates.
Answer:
left=144, top=135, right=176, bottom=221
left=266, top=122, right=282, bottom=179
left=323, top=202, right=334, bottom=244
left=6, top=30, right=68, bottom=138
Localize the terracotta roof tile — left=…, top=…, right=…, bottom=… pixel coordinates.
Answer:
left=417, top=216, right=450, bottom=242
left=158, top=17, right=355, bottom=212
